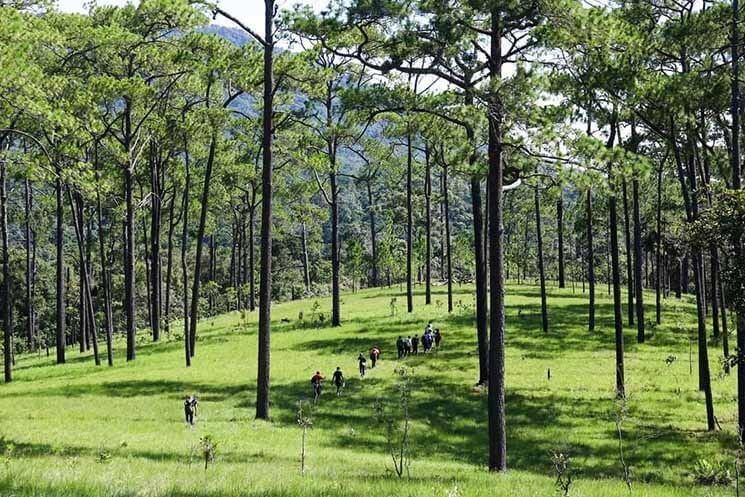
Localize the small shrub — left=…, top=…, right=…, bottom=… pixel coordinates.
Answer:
left=692, top=458, right=733, bottom=486
left=96, top=447, right=112, bottom=464
left=310, top=301, right=321, bottom=323
left=374, top=366, right=413, bottom=478
left=297, top=400, right=313, bottom=475
left=551, top=450, right=573, bottom=496
left=199, top=435, right=218, bottom=470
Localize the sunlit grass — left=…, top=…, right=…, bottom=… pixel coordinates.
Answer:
left=0, top=282, right=737, bottom=496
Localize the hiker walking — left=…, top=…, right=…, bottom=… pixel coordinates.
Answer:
left=411, top=334, right=419, bottom=355
left=311, top=371, right=325, bottom=403
left=358, top=353, right=367, bottom=377
left=184, top=395, right=198, bottom=426
left=396, top=336, right=404, bottom=359
left=332, top=367, right=345, bottom=396
left=434, top=329, right=442, bottom=349
left=422, top=332, right=432, bottom=353
left=370, top=346, right=380, bottom=368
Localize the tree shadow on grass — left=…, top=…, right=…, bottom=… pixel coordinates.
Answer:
left=1, top=379, right=246, bottom=403
left=264, top=374, right=730, bottom=486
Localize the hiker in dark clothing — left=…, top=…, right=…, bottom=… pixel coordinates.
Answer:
left=411, top=335, right=419, bottom=355
left=370, top=346, right=380, bottom=368
left=434, top=329, right=442, bottom=349
left=184, top=395, right=198, bottom=426
left=332, top=367, right=345, bottom=396
left=311, top=371, right=325, bottom=403
left=358, top=353, right=367, bottom=377
left=396, top=336, right=404, bottom=359
left=422, top=332, right=432, bottom=352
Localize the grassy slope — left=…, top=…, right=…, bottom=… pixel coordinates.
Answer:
left=0, top=282, right=738, bottom=497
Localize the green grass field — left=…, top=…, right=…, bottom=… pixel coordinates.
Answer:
left=0, top=283, right=739, bottom=496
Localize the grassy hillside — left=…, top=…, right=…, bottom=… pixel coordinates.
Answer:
left=0, top=283, right=738, bottom=497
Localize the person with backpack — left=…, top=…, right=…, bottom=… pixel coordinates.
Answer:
left=311, top=371, right=325, bottom=403
left=358, top=353, right=367, bottom=377
left=403, top=336, right=412, bottom=357
left=332, top=367, right=345, bottom=396
left=370, top=346, right=380, bottom=368
left=411, top=334, right=419, bottom=355
left=422, top=332, right=432, bottom=353
left=184, top=395, right=198, bottom=426
left=396, top=336, right=404, bottom=359
left=434, top=329, right=442, bottom=349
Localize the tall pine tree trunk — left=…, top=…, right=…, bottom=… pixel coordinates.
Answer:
left=24, top=179, right=35, bottom=351
left=256, top=2, right=275, bottom=419
left=56, top=170, right=66, bottom=364
left=535, top=186, right=548, bottom=333
left=425, top=144, right=432, bottom=305
left=94, top=157, right=113, bottom=366
left=587, top=188, right=595, bottom=332
left=442, top=157, right=453, bottom=313
left=150, top=154, right=162, bottom=342
left=557, top=192, right=565, bottom=288
left=622, top=180, right=634, bottom=326
left=366, top=180, right=378, bottom=287
left=655, top=162, right=663, bottom=325
left=487, top=9, right=506, bottom=471
left=633, top=176, right=645, bottom=342
left=181, top=135, right=192, bottom=367
left=1, top=158, right=11, bottom=382
left=188, top=132, right=217, bottom=357
left=406, top=126, right=414, bottom=313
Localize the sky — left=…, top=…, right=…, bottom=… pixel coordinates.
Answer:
left=56, top=0, right=329, bottom=31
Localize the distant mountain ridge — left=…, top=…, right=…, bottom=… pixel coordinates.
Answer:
left=202, top=24, right=253, bottom=46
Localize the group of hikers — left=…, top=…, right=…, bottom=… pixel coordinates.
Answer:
left=396, top=322, right=442, bottom=358
left=183, top=322, right=442, bottom=423
left=308, top=322, right=442, bottom=403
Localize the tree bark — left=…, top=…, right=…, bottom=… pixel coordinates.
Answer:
left=188, top=131, right=217, bottom=357
left=300, top=221, right=311, bottom=293
left=256, top=1, right=275, bottom=419
left=622, top=180, right=634, bottom=326
left=587, top=188, right=595, bottom=332
left=181, top=134, right=192, bottom=367
left=655, top=162, right=662, bottom=325
left=406, top=126, right=414, bottom=313
left=424, top=144, right=432, bottom=305
left=56, top=170, right=66, bottom=364
left=69, top=191, right=100, bottom=366
left=249, top=201, right=256, bottom=311
left=164, top=192, right=178, bottom=332
left=534, top=186, right=548, bottom=333
left=150, top=152, right=162, bottom=342
left=605, top=122, right=625, bottom=399
left=94, top=155, right=113, bottom=366
left=366, top=179, right=378, bottom=287
left=487, top=8, right=506, bottom=472
left=442, top=156, right=453, bottom=313
left=24, top=179, right=35, bottom=351
left=124, top=163, right=136, bottom=361
left=557, top=192, right=565, bottom=288
left=730, top=0, right=745, bottom=443
left=472, top=176, right=488, bottom=384
left=1, top=158, right=11, bottom=381
left=330, top=169, right=341, bottom=325
left=633, top=177, right=645, bottom=342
